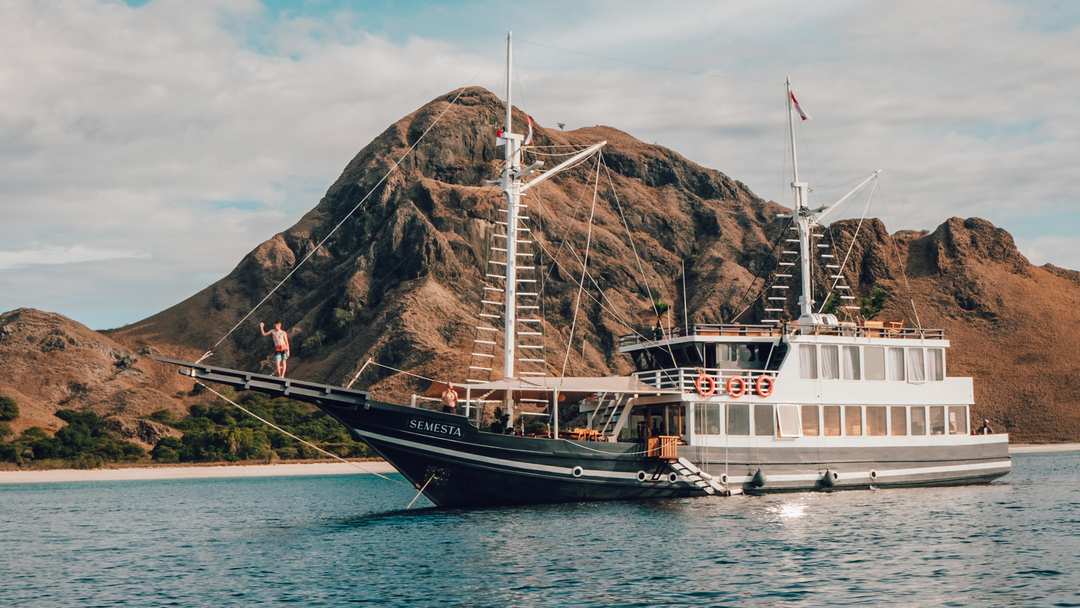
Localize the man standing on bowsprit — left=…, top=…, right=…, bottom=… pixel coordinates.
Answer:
left=260, top=321, right=290, bottom=378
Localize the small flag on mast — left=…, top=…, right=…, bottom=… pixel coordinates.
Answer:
left=495, top=128, right=507, bottom=147
left=524, top=115, right=534, bottom=145
left=790, top=91, right=811, bottom=121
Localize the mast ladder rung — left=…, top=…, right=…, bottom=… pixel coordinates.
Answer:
left=515, top=266, right=535, bottom=270
left=485, top=274, right=505, bottom=280
left=489, top=261, right=507, bottom=266
left=517, top=331, right=542, bottom=336
left=518, top=398, right=547, bottom=403
left=776, top=274, right=792, bottom=278
left=471, top=353, right=495, bottom=358
left=821, top=254, right=835, bottom=259
left=785, top=239, right=800, bottom=243
left=817, top=244, right=830, bottom=248
left=475, top=326, right=497, bottom=332
left=518, top=319, right=542, bottom=323
left=519, top=372, right=546, bottom=376
left=771, top=285, right=789, bottom=290
left=812, top=234, right=824, bottom=238
left=469, top=366, right=492, bottom=371
left=517, top=279, right=537, bottom=283
left=517, top=305, right=539, bottom=310
left=835, top=285, right=850, bottom=290
left=484, top=287, right=505, bottom=292
left=482, top=300, right=501, bottom=306
left=495, top=221, right=508, bottom=226
left=494, top=234, right=507, bottom=239
left=829, top=275, right=844, bottom=279
left=767, top=297, right=786, bottom=301
left=518, top=292, right=538, bottom=296
left=761, top=319, right=780, bottom=323
left=841, top=296, right=856, bottom=300
left=763, top=308, right=784, bottom=312
left=473, top=339, right=496, bottom=345
left=492, top=247, right=508, bottom=252
left=479, top=313, right=500, bottom=319
left=779, top=262, right=795, bottom=267
left=518, top=345, right=543, bottom=349
left=519, top=358, right=545, bottom=363
left=844, top=306, right=861, bottom=310
left=825, top=265, right=840, bottom=269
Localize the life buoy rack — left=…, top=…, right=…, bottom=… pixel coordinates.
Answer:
left=755, top=375, right=775, bottom=398
left=726, top=376, right=746, bottom=398
left=695, top=373, right=716, bottom=397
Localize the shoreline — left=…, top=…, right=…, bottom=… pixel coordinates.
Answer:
left=0, top=460, right=397, bottom=484
left=1, top=443, right=1076, bottom=485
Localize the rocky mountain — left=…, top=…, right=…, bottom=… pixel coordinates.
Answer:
left=2, top=87, right=1077, bottom=443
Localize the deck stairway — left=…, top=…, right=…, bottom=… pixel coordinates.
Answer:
left=586, top=392, right=633, bottom=440
left=669, top=457, right=738, bottom=496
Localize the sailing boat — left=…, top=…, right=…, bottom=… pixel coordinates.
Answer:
left=160, top=36, right=1011, bottom=507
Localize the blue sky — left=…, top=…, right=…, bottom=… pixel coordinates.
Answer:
left=1, top=0, right=1079, bottom=330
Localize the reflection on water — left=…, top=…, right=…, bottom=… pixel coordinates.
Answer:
left=1, top=452, right=1078, bottom=607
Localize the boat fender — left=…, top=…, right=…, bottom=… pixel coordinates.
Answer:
left=668, top=472, right=679, bottom=483
left=754, top=375, right=775, bottom=398
left=636, top=470, right=648, bottom=482
left=726, top=376, right=746, bottom=398
left=751, top=469, right=766, bottom=488
left=719, top=473, right=728, bottom=485
left=869, top=469, right=878, bottom=481
left=695, top=373, right=716, bottom=397
left=821, top=470, right=839, bottom=488
left=572, top=466, right=584, bottom=478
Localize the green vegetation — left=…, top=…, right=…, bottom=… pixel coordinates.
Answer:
left=0, top=396, right=19, bottom=421
left=820, top=293, right=841, bottom=316
left=0, top=392, right=374, bottom=468
left=0, top=410, right=146, bottom=468
left=861, top=286, right=888, bottom=320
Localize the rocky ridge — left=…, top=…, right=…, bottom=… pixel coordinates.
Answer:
left=1, top=87, right=1077, bottom=442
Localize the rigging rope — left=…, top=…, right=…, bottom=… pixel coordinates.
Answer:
left=195, top=380, right=410, bottom=487
left=560, top=155, right=603, bottom=376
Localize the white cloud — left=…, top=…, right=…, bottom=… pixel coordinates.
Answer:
left=0, top=0, right=1078, bottom=329
left=0, top=246, right=148, bottom=270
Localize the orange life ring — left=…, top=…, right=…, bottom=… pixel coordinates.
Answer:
left=726, top=376, right=746, bottom=398
left=695, top=374, right=716, bottom=397
left=755, top=375, right=775, bottom=398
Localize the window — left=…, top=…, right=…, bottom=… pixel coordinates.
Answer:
left=911, top=406, right=926, bottom=435
left=928, top=348, right=945, bottom=381
left=754, top=404, right=775, bottom=436
left=908, top=348, right=926, bottom=382
left=890, top=406, right=907, bottom=436
left=887, top=347, right=905, bottom=381
left=801, top=405, right=820, bottom=436
left=822, top=345, right=840, bottom=380
left=864, top=347, right=885, bottom=381
left=727, top=403, right=750, bottom=436
left=800, top=345, right=818, bottom=379
left=867, top=406, right=887, bottom=436
left=823, top=406, right=841, bottom=436
left=694, top=403, right=721, bottom=435
left=842, top=346, right=861, bottom=380
left=845, top=406, right=863, bottom=436
left=666, top=405, right=686, bottom=436
left=930, top=406, right=946, bottom=435
left=777, top=405, right=801, bottom=437
left=949, top=406, right=968, bottom=435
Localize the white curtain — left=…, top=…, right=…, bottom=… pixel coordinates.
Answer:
left=927, top=348, right=944, bottom=381
left=822, top=345, right=840, bottom=380
left=887, top=347, right=905, bottom=381
left=800, top=345, right=818, bottom=379
left=907, top=348, right=925, bottom=382
left=842, top=346, right=861, bottom=380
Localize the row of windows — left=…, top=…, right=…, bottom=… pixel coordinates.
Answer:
left=799, top=345, right=945, bottom=382
left=692, top=403, right=969, bottom=438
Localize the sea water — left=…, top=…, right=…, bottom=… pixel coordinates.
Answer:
left=1, top=451, right=1078, bottom=607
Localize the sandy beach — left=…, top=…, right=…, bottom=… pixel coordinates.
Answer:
left=0, top=460, right=398, bottom=484
left=1, top=444, right=1076, bottom=485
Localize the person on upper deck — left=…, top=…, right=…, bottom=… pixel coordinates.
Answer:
left=977, top=419, right=994, bottom=435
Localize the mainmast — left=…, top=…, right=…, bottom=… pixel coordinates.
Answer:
left=501, top=31, right=522, bottom=379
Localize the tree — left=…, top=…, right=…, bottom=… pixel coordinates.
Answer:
left=0, top=396, right=19, bottom=421
left=861, top=286, right=888, bottom=320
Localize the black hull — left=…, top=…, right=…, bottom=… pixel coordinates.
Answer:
left=160, top=359, right=1011, bottom=508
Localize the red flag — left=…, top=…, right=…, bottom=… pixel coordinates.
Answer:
left=495, top=127, right=507, bottom=147
left=524, top=115, right=534, bottom=145
left=791, top=91, right=811, bottom=121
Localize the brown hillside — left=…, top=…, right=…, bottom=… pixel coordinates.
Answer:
left=1, top=87, right=1076, bottom=443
